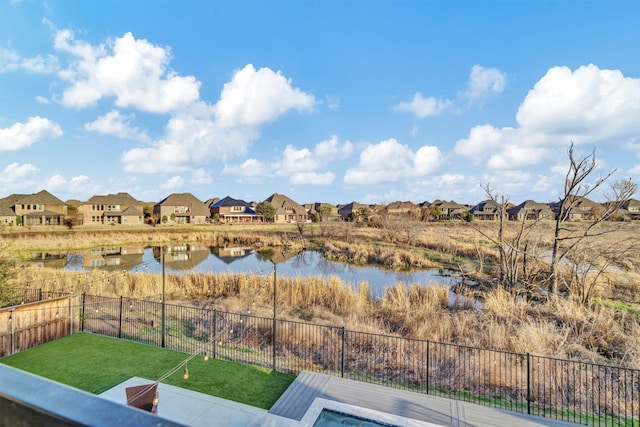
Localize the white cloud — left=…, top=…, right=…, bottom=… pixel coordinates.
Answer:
left=413, top=173, right=478, bottom=202
left=463, top=65, right=507, bottom=102
left=160, top=176, right=185, bottom=190
left=55, top=30, right=200, bottom=112
left=121, top=108, right=261, bottom=173
left=85, top=110, right=149, bottom=142
left=189, top=169, right=212, bottom=184
left=325, top=95, right=340, bottom=110
left=214, top=64, right=315, bottom=128
left=223, top=158, right=269, bottom=177
left=0, top=46, right=59, bottom=74
left=414, top=146, right=443, bottom=175
left=394, top=65, right=506, bottom=118
left=279, top=135, right=353, bottom=175
left=455, top=65, right=640, bottom=171
left=0, top=163, right=39, bottom=183
left=45, top=174, right=92, bottom=193
left=290, top=171, right=335, bottom=185
left=486, top=145, right=550, bottom=170
left=516, top=64, right=640, bottom=143
left=344, top=138, right=442, bottom=184
left=393, top=92, right=451, bottom=118
left=0, top=117, right=63, bottom=151
left=275, top=136, right=351, bottom=185
left=35, top=96, right=50, bottom=104
left=121, top=64, right=316, bottom=174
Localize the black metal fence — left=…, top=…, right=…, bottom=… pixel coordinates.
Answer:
left=1, top=288, right=70, bottom=308
left=78, top=294, right=639, bottom=427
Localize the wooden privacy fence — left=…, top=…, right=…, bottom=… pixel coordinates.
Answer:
left=0, top=295, right=80, bottom=357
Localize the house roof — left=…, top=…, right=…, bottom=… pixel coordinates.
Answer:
left=508, top=200, right=553, bottom=215
left=623, top=198, right=640, bottom=208
left=211, top=196, right=252, bottom=208
left=85, top=192, right=142, bottom=205
left=23, top=209, right=64, bottom=217
left=155, top=193, right=210, bottom=216
left=15, top=190, right=65, bottom=206
left=0, top=205, right=15, bottom=217
left=264, top=193, right=306, bottom=215
left=431, top=200, right=465, bottom=209
left=469, top=199, right=500, bottom=214
left=386, top=201, right=417, bottom=209
left=0, top=194, right=27, bottom=209
left=121, top=206, right=143, bottom=216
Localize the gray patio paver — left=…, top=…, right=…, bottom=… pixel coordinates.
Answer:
left=100, top=373, right=590, bottom=426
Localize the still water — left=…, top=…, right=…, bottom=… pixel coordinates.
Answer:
left=33, top=245, right=462, bottom=298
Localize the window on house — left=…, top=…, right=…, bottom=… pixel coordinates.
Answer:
left=232, top=206, right=243, bottom=212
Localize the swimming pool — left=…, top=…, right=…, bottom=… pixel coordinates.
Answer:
left=300, top=398, right=443, bottom=427
left=312, top=408, right=398, bottom=426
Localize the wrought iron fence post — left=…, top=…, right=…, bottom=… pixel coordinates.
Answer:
left=118, top=296, right=123, bottom=339
left=212, top=309, right=217, bottom=359
left=426, top=340, right=430, bottom=395
left=526, top=352, right=531, bottom=415
left=272, top=262, right=277, bottom=372
left=81, top=293, right=86, bottom=332
left=341, top=327, right=345, bottom=378
left=161, top=249, right=166, bottom=348
left=68, top=295, right=73, bottom=335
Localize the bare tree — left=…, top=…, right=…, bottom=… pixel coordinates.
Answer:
left=548, top=142, right=637, bottom=296
left=467, top=185, right=545, bottom=289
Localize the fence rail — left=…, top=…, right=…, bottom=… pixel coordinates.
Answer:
left=3, top=290, right=639, bottom=426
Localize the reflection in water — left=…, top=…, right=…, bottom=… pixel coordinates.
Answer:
left=28, top=246, right=469, bottom=298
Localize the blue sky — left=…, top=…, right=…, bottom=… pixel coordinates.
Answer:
left=1, top=1, right=638, bottom=206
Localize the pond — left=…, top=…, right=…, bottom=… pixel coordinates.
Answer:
left=29, top=245, right=469, bottom=298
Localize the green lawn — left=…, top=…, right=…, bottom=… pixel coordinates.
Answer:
left=0, top=332, right=295, bottom=409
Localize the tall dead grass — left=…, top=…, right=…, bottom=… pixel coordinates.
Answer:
left=5, top=221, right=640, bottom=368
left=14, top=266, right=639, bottom=368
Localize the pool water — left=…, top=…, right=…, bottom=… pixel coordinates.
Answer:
left=312, top=408, right=399, bottom=427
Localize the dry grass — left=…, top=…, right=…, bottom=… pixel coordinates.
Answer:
left=4, top=221, right=640, bottom=368
left=13, top=265, right=640, bottom=368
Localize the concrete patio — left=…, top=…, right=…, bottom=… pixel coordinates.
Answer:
left=99, top=372, right=587, bottom=427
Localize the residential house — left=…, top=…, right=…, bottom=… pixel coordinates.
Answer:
left=337, top=202, right=377, bottom=222
left=508, top=200, right=554, bottom=221
left=469, top=199, right=508, bottom=221
left=304, top=202, right=341, bottom=222
left=382, top=201, right=421, bottom=220
left=0, top=201, right=17, bottom=225
left=6, top=190, right=67, bottom=226
left=427, top=200, right=467, bottom=220
left=80, top=193, right=145, bottom=226
left=153, top=193, right=210, bottom=224
left=209, top=196, right=263, bottom=223
left=264, top=193, right=309, bottom=223
left=617, top=198, right=640, bottom=221
left=550, top=196, right=604, bottom=221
